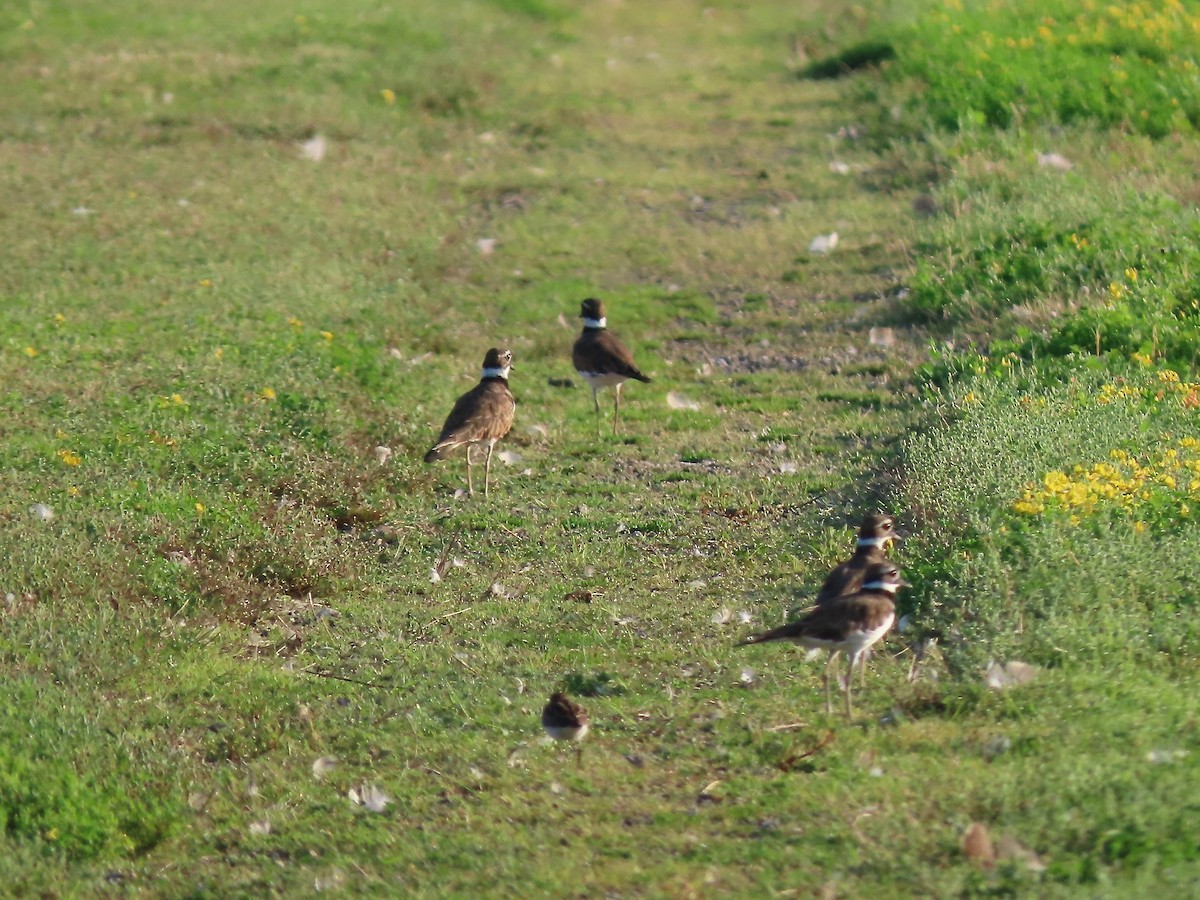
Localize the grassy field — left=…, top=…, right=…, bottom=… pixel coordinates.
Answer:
left=2, top=0, right=1199, bottom=895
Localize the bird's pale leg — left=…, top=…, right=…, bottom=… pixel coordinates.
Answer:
left=613, top=383, right=622, bottom=435
left=845, top=653, right=856, bottom=718
left=822, top=651, right=838, bottom=715
left=465, top=445, right=475, bottom=496
left=592, top=387, right=601, bottom=434
left=484, top=441, right=495, bottom=497
left=858, top=648, right=870, bottom=688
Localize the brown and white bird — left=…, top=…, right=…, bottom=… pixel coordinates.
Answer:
left=811, top=514, right=899, bottom=686
left=571, top=298, right=651, bottom=434
left=423, top=348, right=516, bottom=497
left=815, top=513, right=898, bottom=606
left=542, top=692, right=589, bottom=762
left=740, top=561, right=906, bottom=717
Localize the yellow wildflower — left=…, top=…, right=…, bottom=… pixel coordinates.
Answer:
left=1044, top=471, right=1070, bottom=492
left=23, top=347, right=37, bottom=358
left=57, top=449, right=81, bottom=467
left=320, top=330, right=334, bottom=341
left=380, top=88, right=397, bottom=104
left=260, top=387, right=276, bottom=400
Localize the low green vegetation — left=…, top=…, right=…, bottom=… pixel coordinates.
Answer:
left=2, top=0, right=1200, bottom=895
left=882, top=0, right=1200, bottom=137
left=907, top=190, right=1200, bottom=365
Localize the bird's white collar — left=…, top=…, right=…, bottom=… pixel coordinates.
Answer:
left=582, top=317, right=607, bottom=329
left=862, top=579, right=899, bottom=593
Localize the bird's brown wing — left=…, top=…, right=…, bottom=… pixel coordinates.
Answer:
left=814, top=560, right=860, bottom=606
left=542, top=693, right=588, bottom=729
left=740, top=593, right=893, bottom=645
left=814, top=548, right=891, bottom=605
left=424, top=381, right=515, bottom=461
left=573, top=331, right=651, bottom=382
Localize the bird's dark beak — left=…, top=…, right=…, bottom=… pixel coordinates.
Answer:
left=897, top=577, right=911, bottom=588
left=889, top=531, right=906, bottom=544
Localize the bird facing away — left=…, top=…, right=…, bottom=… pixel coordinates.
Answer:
left=740, top=561, right=906, bottom=717
left=423, top=348, right=516, bottom=497
left=815, top=513, right=898, bottom=606
left=542, top=692, right=589, bottom=763
left=571, top=298, right=651, bottom=434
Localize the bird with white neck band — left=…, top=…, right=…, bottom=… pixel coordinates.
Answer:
left=805, top=513, right=900, bottom=686
left=423, top=348, right=515, bottom=497
left=740, top=561, right=907, bottom=717
left=571, top=298, right=651, bottom=435
left=814, top=513, right=899, bottom=606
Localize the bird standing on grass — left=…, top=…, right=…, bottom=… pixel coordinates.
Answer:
left=814, top=513, right=898, bottom=606
left=571, top=298, right=651, bottom=435
left=740, top=562, right=906, bottom=718
left=542, top=692, right=590, bottom=763
left=811, top=513, right=900, bottom=686
left=424, top=348, right=515, bottom=497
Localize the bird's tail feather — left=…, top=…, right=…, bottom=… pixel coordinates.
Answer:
left=738, top=622, right=804, bottom=646
left=424, top=440, right=462, bottom=463
left=738, top=631, right=776, bottom=646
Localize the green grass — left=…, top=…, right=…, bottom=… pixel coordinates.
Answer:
left=3, top=0, right=1200, bottom=895
left=875, top=0, right=1200, bottom=137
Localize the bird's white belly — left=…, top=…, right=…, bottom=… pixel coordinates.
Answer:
left=848, top=613, right=895, bottom=655
left=544, top=723, right=589, bottom=742
left=578, top=371, right=628, bottom=389
left=800, top=612, right=895, bottom=656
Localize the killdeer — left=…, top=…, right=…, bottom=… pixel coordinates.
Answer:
left=571, top=298, right=651, bottom=434
left=816, top=513, right=898, bottom=605
left=423, top=348, right=516, bottom=497
left=740, top=561, right=906, bottom=717
left=813, top=514, right=898, bottom=686
left=542, top=692, right=589, bottom=763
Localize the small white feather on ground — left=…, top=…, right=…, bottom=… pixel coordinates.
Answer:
left=667, top=391, right=700, bottom=410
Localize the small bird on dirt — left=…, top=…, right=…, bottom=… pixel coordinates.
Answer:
left=571, top=298, right=651, bottom=434
left=542, top=692, right=590, bottom=763
left=423, top=348, right=516, bottom=497
left=740, top=561, right=906, bottom=718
